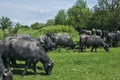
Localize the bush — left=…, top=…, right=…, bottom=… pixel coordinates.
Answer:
left=39, top=25, right=75, bottom=33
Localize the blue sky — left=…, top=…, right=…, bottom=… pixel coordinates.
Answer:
left=0, top=0, right=97, bottom=25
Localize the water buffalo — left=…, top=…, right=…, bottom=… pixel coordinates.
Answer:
left=79, top=35, right=109, bottom=52
left=37, top=35, right=56, bottom=52
left=0, top=64, right=13, bottom=80
left=106, top=32, right=116, bottom=47
left=3, top=38, right=54, bottom=76
left=15, top=34, right=31, bottom=40
left=79, top=35, right=89, bottom=52
left=3, top=34, right=32, bottom=66
left=106, top=31, right=120, bottom=47
left=0, top=40, right=13, bottom=80
left=53, top=33, right=75, bottom=49
left=96, top=29, right=102, bottom=37
left=80, top=29, right=92, bottom=35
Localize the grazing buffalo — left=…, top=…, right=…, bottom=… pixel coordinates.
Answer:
left=80, top=29, right=92, bottom=35
left=96, top=30, right=102, bottom=37
left=37, top=34, right=56, bottom=52
left=106, top=31, right=120, bottom=47
left=3, top=34, right=32, bottom=66
left=0, top=64, right=13, bottom=80
left=3, top=38, right=54, bottom=76
left=106, top=32, right=116, bottom=47
left=79, top=35, right=89, bottom=51
left=15, top=34, right=31, bottom=40
left=79, top=35, right=109, bottom=52
left=0, top=41, right=13, bottom=80
left=53, top=33, right=75, bottom=49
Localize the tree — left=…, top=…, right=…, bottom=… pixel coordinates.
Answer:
left=67, top=0, right=92, bottom=31
left=94, top=0, right=120, bottom=31
left=30, top=22, right=44, bottom=29
left=8, top=23, right=20, bottom=34
left=75, top=0, right=87, bottom=8
left=88, top=5, right=109, bottom=30
left=0, top=17, right=12, bottom=37
left=55, top=9, right=67, bottom=25
left=46, top=19, right=55, bottom=26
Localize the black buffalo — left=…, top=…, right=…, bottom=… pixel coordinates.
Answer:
left=52, top=33, right=75, bottom=49
left=3, top=34, right=32, bottom=66
left=0, top=64, right=13, bottom=80
left=79, top=35, right=109, bottom=52
left=106, top=31, right=120, bottom=47
left=37, top=34, right=56, bottom=52
left=3, top=38, right=54, bottom=76
left=0, top=40, right=13, bottom=80
left=80, top=29, right=92, bottom=35
left=106, top=32, right=115, bottom=47
left=96, top=30, right=102, bottom=37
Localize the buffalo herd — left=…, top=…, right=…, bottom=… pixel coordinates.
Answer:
left=0, top=29, right=120, bottom=79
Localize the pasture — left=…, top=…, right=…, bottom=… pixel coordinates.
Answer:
left=0, top=26, right=120, bottom=80
left=13, top=47, right=120, bottom=80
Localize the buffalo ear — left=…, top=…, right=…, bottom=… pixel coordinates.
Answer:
left=51, top=61, right=54, bottom=68
left=3, top=69, right=8, bottom=76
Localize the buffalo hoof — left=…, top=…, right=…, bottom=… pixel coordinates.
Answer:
left=21, top=72, right=26, bottom=76
left=34, top=72, right=37, bottom=75
left=46, top=72, right=51, bottom=75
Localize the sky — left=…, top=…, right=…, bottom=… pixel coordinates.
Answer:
left=0, top=0, right=98, bottom=25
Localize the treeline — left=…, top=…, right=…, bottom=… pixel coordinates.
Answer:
left=0, top=0, right=120, bottom=37
left=54, top=0, right=120, bottom=31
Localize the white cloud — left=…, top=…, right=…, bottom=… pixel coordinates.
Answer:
left=0, top=0, right=98, bottom=25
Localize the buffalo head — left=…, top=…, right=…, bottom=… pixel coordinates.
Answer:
left=43, top=60, right=54, bottom=75
left=103, top=44, right=109, bottom=52
left=3, top=68, right=13, bottom=80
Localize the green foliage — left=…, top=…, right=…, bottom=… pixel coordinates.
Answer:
left=92, top=0, right=120, bottom=31
left=55, top=9, right=67, bottom=25
left=8, top=23, right=20, bottom=35
left=46, top=19, right=55, bottom=26
left=75, top=0, right=87, bottom=8
left=31, top=22, right=45, bottom=30
left=13, top=47, right=120, bottom=80
left=20, top=25, right=30, bottom=28
left=17, top=28, right=40, bottom=38
left=67, top=0, right=92, bottom=30
left=39, top=25, right=79, bottom=42
left=0, top=29, right=4, bottom=39
left=0, top=16, right=12, bottom=37
left=39, top=25, right=76, bottom=34
left=17, top=25, right=78, bottom=40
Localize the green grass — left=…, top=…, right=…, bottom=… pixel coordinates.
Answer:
left=13, top=47, right=120, bottom=80
left=0, top=25, right=120, bottom=80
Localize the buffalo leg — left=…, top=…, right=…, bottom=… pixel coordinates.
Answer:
left=91, top=46, right=94, bottom=52
left=10, top=58, right=17, bottom=67
left=32, top=59, right=38, bottom=75
left=33, top=62, right=37, bottom=75
left=22, top=59, right=31, bottom=76
left=95, top=47, right=97, bottom=52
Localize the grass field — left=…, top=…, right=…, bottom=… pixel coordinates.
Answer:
left=0, top=26, right=120, bottom=80
left=13, top=47, right=120, bottom=80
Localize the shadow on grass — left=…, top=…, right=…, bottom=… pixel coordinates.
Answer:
left=12, top=68, right=46, bottom=76
left=11, top=63, right=43, bottom=69
left=11, top=63, right=45, bottom=76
